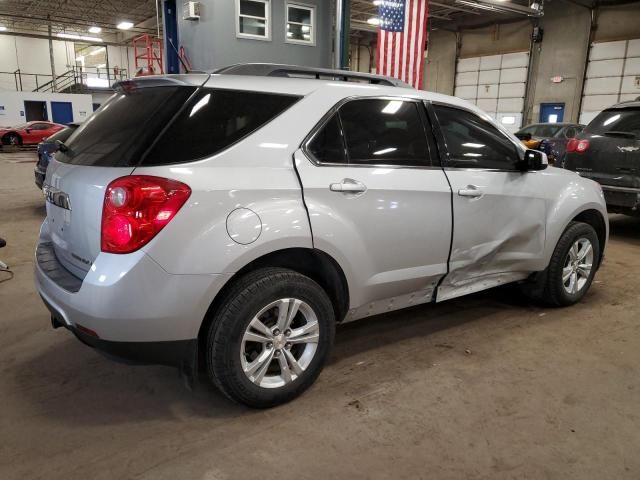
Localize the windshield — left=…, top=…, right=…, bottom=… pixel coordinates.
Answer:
left=585, top=109, right=640, bottom=136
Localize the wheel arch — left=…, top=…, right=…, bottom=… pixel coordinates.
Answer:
left=197, top=247, right=350, bottom=358
left=571, top=208, right=607, bottom=268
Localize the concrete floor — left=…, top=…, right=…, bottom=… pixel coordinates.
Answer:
left=1, top=150, right=639, bottom=480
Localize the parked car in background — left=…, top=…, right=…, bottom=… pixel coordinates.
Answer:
left=34, top=124, right=79, bottom=189
left=564, top=100, right=640, bottom=216
left=0, top=121, right=65, bottom=146
left=35, top=68, right=608, bottom=408
left=515, top=123, right=584, bottom=163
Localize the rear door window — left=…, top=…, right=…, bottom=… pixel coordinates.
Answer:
left=144, top=89, right=300, bottom=165
left=338, top=99, right=431, bottom=167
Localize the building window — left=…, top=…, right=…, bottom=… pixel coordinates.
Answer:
left=286, top=3, right=315, bottom=45
left=236, top=0, right=271, bottom=41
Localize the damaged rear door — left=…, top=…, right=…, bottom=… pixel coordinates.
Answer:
left=429, top=103, right=547, bottom=302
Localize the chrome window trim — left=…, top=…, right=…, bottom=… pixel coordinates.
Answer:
left=301, top=95, right=439, bottom=170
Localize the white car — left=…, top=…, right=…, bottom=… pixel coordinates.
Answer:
left=35, top=64, right=608, bottom=408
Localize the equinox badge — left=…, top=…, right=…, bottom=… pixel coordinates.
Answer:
left=43, top=185, right=71, bottom=211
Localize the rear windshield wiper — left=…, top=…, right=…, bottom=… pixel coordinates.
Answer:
left=603, top=131, right=637, bottom=139
left=55, top=139, right=70, bottom=152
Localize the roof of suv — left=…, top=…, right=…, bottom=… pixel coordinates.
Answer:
left=607, top=99, right=640, bottom=109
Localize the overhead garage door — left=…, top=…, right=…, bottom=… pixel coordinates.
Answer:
left=454, top=52, right=529, bottom=132
left=580, top=39, right=640, bottom=125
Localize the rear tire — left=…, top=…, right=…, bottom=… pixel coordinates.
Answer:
left=4, top=133, right=22, bottom=146
left=206, top=268, right=335, bottom=408
left=521, top=221, right=600, bottom=307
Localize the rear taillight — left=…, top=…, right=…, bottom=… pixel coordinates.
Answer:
left=101, top=175, right=191, bottom=254
left=566, top=138, right=590, bottom=153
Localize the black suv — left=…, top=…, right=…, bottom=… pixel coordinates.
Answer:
left=564, top=100, right=640, bottom=216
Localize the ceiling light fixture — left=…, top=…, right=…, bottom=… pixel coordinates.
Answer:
left=117, top=21, right=134, bottom=30
left=0, top=26, right=7, bottom=32
left=89, top=47, right=106, bottom=55
left=367, top=17, right=381, bottom=25
left=88, top=26, right=102, bottom=33
left=57, top=33, right=104, bottom=42
left=455, top=0, right=543, bottom=16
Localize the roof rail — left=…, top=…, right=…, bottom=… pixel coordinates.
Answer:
left=212, top=63, right=411, bottom=88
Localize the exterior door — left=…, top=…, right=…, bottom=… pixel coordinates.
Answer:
left=295, top=98, right=452, bottom=320
left=430, top=103, right=548, bottom=302
left=51, top=101, right=74, bottom=124
left=540, top=103, right=565, bottom=123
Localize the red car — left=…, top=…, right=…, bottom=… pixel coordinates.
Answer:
left=0, top=121, right=65, bottom=146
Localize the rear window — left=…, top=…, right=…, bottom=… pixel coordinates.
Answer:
left=45, top=126, right=76, bottom=143
left=57, top=86, right=298, bottom=167
left=143, top=89, right=299, bottom=165
left=586, top=108, right=640, bottom=136
left=57, top=87, right=196, bottom=166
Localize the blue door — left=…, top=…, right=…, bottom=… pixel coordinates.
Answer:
left=539, top=103, right=565, bottom=123
left=51, top=101, right=73, bottom=124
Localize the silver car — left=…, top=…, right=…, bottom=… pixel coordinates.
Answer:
left=35, top=65, right=608, bottom=408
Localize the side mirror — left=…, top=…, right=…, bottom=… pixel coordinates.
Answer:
left=517, top=149, right=548, bottom=171
left=25, top=128, right=31, bottom=133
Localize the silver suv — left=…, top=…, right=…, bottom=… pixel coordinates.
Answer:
left=35, top=65, right=608, bottom=408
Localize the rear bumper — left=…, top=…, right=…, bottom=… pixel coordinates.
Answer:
left=34, top=230, right=231, bottom=366
left=601, top=185, right=640, bottom=213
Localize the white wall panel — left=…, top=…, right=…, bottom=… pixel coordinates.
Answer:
left=499, top=83, right=526, bottom=98
left=619, top=93, right=639, bottom=102
left=501, top=52, right=529, bottom=69
left=582, top=94, right=620, bottom=111
left=498, top=97, right=524, bottom=112
left=479, top=55, right=501, bottom=71
left=579, top=111, right=600, bottom=125
left=589, top=41, right=626, bottom=61
left=477, top=84, right=499, bottom=99
left=455, top=71, right=479, bottom=86
left=584, top=76, right=622, bottom=95
left=497, top=112, right=522, bottom=132
left=500, top=67, right=527, bottom=84
left=624, top=57, right=640, bottom=76
left=628, top=39, right=640, bottom=57
left=586, top=59, right=625, bottom=78
left=620, top=75, right=640, bottom=94
left=454, top=85, right=478, bottom=99
left=478, top=69, right=500, bottom=85
left=457, top=57, right=480, bottom=72
left=476, top=98, right=498, bottom=112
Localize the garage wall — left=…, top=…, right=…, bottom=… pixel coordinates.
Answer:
left=178, top=0, right=332, bottom=70
left=580, top=39, right=640, bottom=124
left=0, top=33, right=133, bottom=92
left=423, top=30, right=457, bottom=95
left=0, top=91, right=93, bottom=126
left=454, top=52, right=529, bottom=131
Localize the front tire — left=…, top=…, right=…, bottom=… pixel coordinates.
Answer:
left=522, top=221, right=600, bottom=307
left=206, top=268, right=335, bottom=408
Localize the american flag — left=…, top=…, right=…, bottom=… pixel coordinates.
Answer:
left=376, top=0, right=429, bottom=89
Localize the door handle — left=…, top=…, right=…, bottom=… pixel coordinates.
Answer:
left=458, top=185, right=484, bottom=198
left=330, top=179, right=367, bottom=193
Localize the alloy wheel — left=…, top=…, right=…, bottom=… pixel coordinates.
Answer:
left=562, top=237, right=594, bottom=295
left=241, top=298, right=320, bottom=389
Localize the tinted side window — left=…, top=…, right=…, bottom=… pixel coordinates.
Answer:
left=338, top=99, right=430, bottom=166
left=433, top=105, right=519, bottom=170
left=145, top=89, right=300, bottom=165
left=563, top=127, right=578, bottom=139
left=307, top=115, right=346, bottom=164
left=32, top=123, right=50, bottom=130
